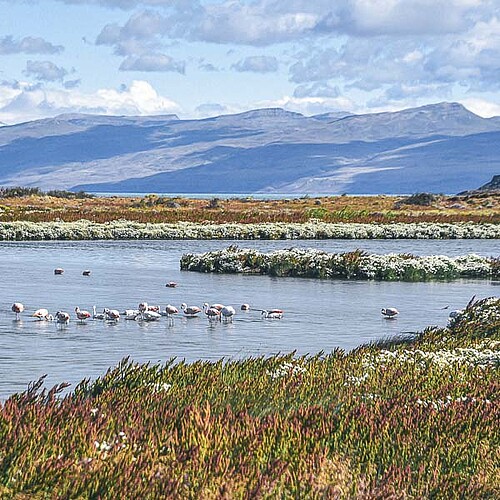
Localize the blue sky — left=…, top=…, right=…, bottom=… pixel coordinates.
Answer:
left=1, top=0, right=500, bottom=124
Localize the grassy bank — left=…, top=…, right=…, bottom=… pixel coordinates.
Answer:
left=180, top=247, right=500, bottom=281
left=1, top=220, right=500, bottom=240
left=0, top=298, right=498, bottom=497
left=0, top=192, right=499, bottom=224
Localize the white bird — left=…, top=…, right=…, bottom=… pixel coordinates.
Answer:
left=381, top=307, right=399, bottom=319
left=165, top=304, right=179, bottom=318
left=181, top=303, right=202, bottom=317
left=32, top=308, right=52, bottom=321
left=92, top=306, right=106, bottom=320
left=241, top=303, right=250, bottom=311
left=203, top=303, right=221, bottom=321
left=55, top=311, right=70, bottom=324
left=123, top=309, right=140, bottom=320
left=221, top=305, right=236, bottom=322
left=261, top=309, right=283, bottom=319
left=104, top=308, right=120, bottom=321
left=75, top=306, right=91, bottom=323
left=12, top=302, right=24, bottom=321
left=139, top=310, right=162, bottom=322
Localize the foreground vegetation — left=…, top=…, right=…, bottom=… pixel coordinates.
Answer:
left=0, top=191, right=499, bottom=224
left=1, top=220, right=500, bottom=240
left=0, top=298, right=498, bottom=497
left=181, top=247, right=500, bottom=281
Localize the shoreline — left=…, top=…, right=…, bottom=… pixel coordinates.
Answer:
left=1, top=220, right=500, bottom=240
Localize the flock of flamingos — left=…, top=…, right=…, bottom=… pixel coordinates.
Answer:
left=10, top=301, right=286, bottom=325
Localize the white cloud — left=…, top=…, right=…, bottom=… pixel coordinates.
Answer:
left=0, top=80, right=181, bottom=124
left=119, top=53, right=186, bottom=73
left=459, top=97, right=500, bottom=118
left=0, top=35, right=63, bottom=55
left=231, top=56, right=278, bottom=73
left=25, top=60, right=68, bottom=82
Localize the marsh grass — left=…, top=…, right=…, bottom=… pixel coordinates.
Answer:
left=0, top=298, right=498, bottom=498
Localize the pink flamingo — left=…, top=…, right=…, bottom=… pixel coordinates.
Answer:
left=12, top=302, right=24, bottom=321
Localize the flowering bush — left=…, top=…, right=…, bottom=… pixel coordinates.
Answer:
left=0, top=220, right=499, bottom=240
left=181, top=247, right=500, bottom=281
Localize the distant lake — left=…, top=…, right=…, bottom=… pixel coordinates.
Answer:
left=0, top=239, right=498, bottom=399
left=91, top=192, right=403, bottom=199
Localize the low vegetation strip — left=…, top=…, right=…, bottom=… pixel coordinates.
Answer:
left=180, top=247, right=500, bottom=280
left=0, top=298, right=498, bottom=498
left=0, top=220, right=499, bottom=240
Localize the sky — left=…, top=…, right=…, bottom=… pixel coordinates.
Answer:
left=1, top=0, right=500, bottom=124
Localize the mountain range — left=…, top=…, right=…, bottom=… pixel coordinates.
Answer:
left=0, top=102, right=499, bottom=194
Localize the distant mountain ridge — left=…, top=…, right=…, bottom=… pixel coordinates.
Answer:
left=0, top=102, right=499, bottom=194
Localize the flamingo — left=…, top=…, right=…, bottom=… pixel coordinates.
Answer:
left=381, top=307, right=399, bottom=319
left=209, top=303, right=224, bottom=311
left=32, top=308, right=53, bottom=321
left=12, top=302, right=24, bottom=321
left=139, top=310, right=162, bottom=322
left=203, top=303, right=221, bottom=321
left=123, top=309, right=140, bottom=320
left=241, top=303, right=250, bottom=311
left=181, top=303, right=202, bottom=317
left=165, top=304, right=179, bottom=318
left=104, top=308, right=120, bottom=321
left=55, top=311, right=70, bottom=324
left=261, top=309, right=284, bottom=319
left=221, top=305, right=236, bottom=322
left=92, top=306, right=106, bottom=320
left=75, top=306, right=91, bottom=323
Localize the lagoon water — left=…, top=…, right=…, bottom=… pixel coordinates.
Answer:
left=1, top=239, right=499, bottom=399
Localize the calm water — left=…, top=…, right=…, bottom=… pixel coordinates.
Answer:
left=1, top=239, right=499, bottom=399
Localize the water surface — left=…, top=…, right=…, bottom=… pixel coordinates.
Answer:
left=0, top=239, right=498, bottom=399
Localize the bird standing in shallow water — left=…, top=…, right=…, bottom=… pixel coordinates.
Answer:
left=32, top=308, right=52, bottom=321
left=12, top=302, right=24, bottom=321
left=203, top=303, right=221, bottom=321
left=221, top=305, right=236, bottom=322
left=165, top=304, right=179, bottom=318
left=55, top=311, right=70, bottom=324
left=75, top=306, right=91, bottom=323
left=181, top=303, right=202, bottom=317
left=92, top=306, right=106, bottom=320
left=381, top=307, right=399, bottom=319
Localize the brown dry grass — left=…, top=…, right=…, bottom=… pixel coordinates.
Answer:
left=0, top=193, right=499, bottom=223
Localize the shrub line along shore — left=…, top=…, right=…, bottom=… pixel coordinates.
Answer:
left=180, top=247, right=500, bottom=281
left=0, top=220, right=500, bottom=240
left=0, top=298, right=498, bottom=497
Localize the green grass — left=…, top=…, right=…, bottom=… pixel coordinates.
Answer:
left=0, top=298, right=498, bottom=498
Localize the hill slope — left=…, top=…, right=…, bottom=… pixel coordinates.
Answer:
left=0, top=103, right=499, bottom=194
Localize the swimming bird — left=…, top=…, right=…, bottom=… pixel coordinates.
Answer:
left=221, top=305, right=236, bottom=322
left=241, top=303, right=250, bottom=311
left=32, top=308, right=52, bottom=321
left=165, top=304, right=179, bottom=318
left=181, top=303, right=202, bottom=317
left=381, top=307, right=399, bottom=319
left=92, top=306, right=106, bottom=320
left=166, top=282, right=177, bottom=288
left=203, top=303, right=221, bottom=321
left=75, top=306, right=91, bottom=323
left=104, top=308, right=120, bottom=321
left=12, top=302, right=24, bottom=321
left=261, top=309, right=283, bottom=319
left=55, top=311, right=70, bottom=324
left=82, top=270, right=91, bottom=276
left=54, top=268, right=64, bottom=275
